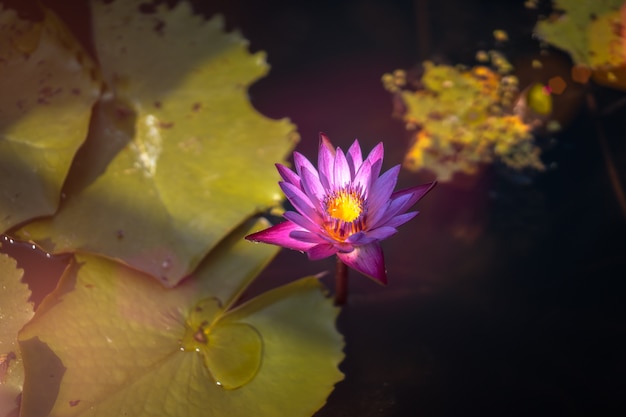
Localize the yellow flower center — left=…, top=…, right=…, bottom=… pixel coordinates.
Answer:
left=326, top=190, right=363, bottom=222
left=323, top=186, right=366, bottom=241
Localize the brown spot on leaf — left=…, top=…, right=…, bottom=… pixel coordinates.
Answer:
left=193, top=330, right=208, bottom=344
left=39, top=86, right=62, bottom=99
left=178, top=136, right=201, bottom=152
left=138, top=2, right=157, bottom=14
left=154, top=19, right=165, bottom=35
left=115, top=105, right=133, bottom=119
left=428, top=111, right=444, bottom=121
left=0, top=352, right=17, bottom=384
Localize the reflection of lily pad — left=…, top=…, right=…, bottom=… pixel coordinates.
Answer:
left=0, top=5, right=101, bottom=233
left=18, top=219, right=344, bottom=417
left=17, top=0, right=297, bottom=286
left=0, top=253, right=34, bottom=417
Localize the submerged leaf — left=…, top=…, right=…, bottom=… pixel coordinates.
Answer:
left=384, top=63, right=543, bottom=181
left=18, top=220, right=344, bottom=417
left=0, top=5, right=101, bottom=233
left=17, top=0, right=297, bottom=286
left=0, top=253, right=34, bottom=417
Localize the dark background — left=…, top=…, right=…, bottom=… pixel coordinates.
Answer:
left=3, top=0, right=626, bottom=416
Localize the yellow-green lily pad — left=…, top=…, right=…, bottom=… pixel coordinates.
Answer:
left=0, top=253, right=34, bottom=417
left=18, top=219, right=344, bottom=417
left=0, top=5, right=101, bottom=233
left=16, top=0, right=297, bottom=286
left=534, top=0, right=624, bottom=68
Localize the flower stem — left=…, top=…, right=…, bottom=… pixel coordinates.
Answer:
left=335, top=256, right=348, bottom=306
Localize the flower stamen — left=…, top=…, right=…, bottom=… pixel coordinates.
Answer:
left=326, top=190, right=362, bottom=222
left=323, top=186, right=366, bottom=241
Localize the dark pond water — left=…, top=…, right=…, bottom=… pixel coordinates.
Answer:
left=3, top=0, right=626, bottom=416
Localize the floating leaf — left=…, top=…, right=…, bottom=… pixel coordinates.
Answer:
left=534, top=0, right=626, bottom=89
left=0, top=253, right=34, bottom=417
left=383, top=63, right=543, bottom=181
left=17, top=0, right=297, bottom=286
left=18, top=219, right=344, bottom=417
left=0, top=5, right=101, bottom=233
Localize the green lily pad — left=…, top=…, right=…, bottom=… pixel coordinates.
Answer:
left=16, top=0, right=297, bottom=286
left=534, top=0, right=624, bottom=68
left=0, top=5, right=101, bottom=233
left=0, top=253, right=34, bottom=417
left=18, top=219, right=344, bottom=417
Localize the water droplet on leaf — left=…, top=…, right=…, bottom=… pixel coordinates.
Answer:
left=161, top=257, right=172, bottom=270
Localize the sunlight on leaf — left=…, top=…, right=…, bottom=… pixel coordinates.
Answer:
left=0, top=5, right=101, bottom=233
left=18, top=219, right=344, bottom=417
left=16, top=0, right=298, bottom=286
left=0, top=253, right=33, bottom=417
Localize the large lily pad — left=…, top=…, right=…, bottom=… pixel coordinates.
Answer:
left=17, top=0, right=297, bottom=286
left=18, top=219, right=344, bottom=417
left=0, top=253, right=34, bottom=417
left=0, top=5, right=101, bottom=233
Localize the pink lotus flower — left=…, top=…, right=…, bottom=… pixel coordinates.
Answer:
left=246, top=133, right=435, bottom=284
